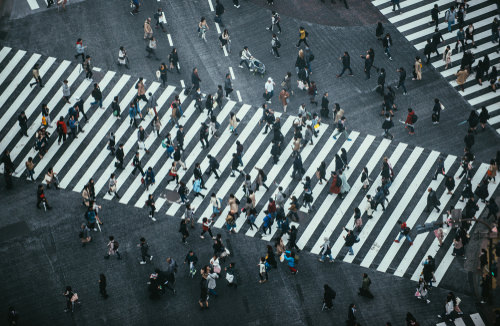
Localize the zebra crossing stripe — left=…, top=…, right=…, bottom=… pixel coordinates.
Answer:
left=214, top=117, right=295, bottom=230
left=297, top=134, right=374, bottom=249
left=453, top=319, right=467, bottom=326
left=59, top=75, right=134, bottom=189
left=312, top=138, right=391, bottom=255
left=383, top=155, right=456, bottom=274
left=130, top=92, right=192, bottom=207
left=379, top=0, right=423, bottom=15
left=265, top=132, right=360, bottom=243
left=207, top=110, right=285, bottom=228
left=343, top=143, right=413, bottom=264
left=245, top=123, right=330, bottom=237
left=0, top=54, right=44, bottom=129
left=470, top=313, right=486, bottom=326
left=14, top=65, right=83, bottom=177
left=27, top=0, right=39, bottom=10
left=0, top=59, right=70, bottom=167
left=163, top=102, right=240, bottom=214
left=432, top=164, right=499, bottom=286
left=165, top=104, right=252, bottom=216
left=33, top=71, right=116, bottom=180
left=0, top=47, right=12, bottom=64
left=360, top=149, right=438, bottom=268
left=390, top=0, right=448, bottom=25
left=0, top=50, right=25, bottom=88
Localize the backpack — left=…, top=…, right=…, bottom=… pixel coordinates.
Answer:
left=213, top=160, right=220, bottom=169
left=403, top=227, right=410, bottom=235
left=305, top=31, right=309, bottom=37
left=264, top=261, right=271, bottom=271
left=308, top=53, right=315, bottom=62
left=370, top=200, right=377, bottom=210
left=276, top=39, right=281, bottom=48
left=335, top=176, right=342, bottom=187
left=113, top=240, right=119, bottom=249
left=411, top=114, right=418, bottom=123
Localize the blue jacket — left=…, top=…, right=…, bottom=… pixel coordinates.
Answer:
left=283, top=251, right=295, bottom=267
left=193, top=179, right=202, bottom=193
left=69, top=119, right=77, bottom=129
left=263, top=214, right=272, bottom=227
left=145, top=170, right=155, bottom=184
left=129, top=106, right=138, bottom=119
left=86, top=210, right=96, bottom=224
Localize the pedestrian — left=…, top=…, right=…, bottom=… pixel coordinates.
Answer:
left=107, top=173, right=120, bottom=199
left=79, top=223, right=91, bottom=247
left=200, top=217, right=215, bottom=239
left=239, top=46, right=253, bottom=69
left=114, top=144, right=124, bottom=169
left=426, top=187, right=441, bottom=212
left=432, top=98, right=442, bottom=125
left=455, top=67, right=469, bottom=92
left=383, top=33, right=393, bottom=61
left=396, top=67, right=407, bottom=95
left=376, top=68, right=386, bottom=96
left=322, top=285, right=336, bottom=311
left=281, top=250, right=298, bottom=274
left=84, top=55, right=93, bottom=80
left=271, top=33, right=280, bottom=58
left=332, top=116, right=352, bottom=141
left=267, top=10, right=281, bottom=33
left=394, top=220, right=413, bottom=245
left=154, top=8, right=167, bottom=32
left=296, top=26, right=309, bottom=47
left=361, top=52, right=372, bottom=80
left=223, top=73, right=233, bottom=100
left=143, top=17, right=153, bottom=39
left=479, top=106, right=490, bottom=130
left=308, top=81, right=318, bottom=106
left=104, top=236, right=121, bottom=260
left=215, top=0, right=225, bottom=26
left=118, top=46, right=128, bottom=69
left=206, top=266, right=219, bottom=298
left=343, top=227, right=357, bottom=255
left=168, top=48, right=180, bottom=73
left=391, top=0, right=401, bottom=12
left=90, top=83, right=103, bottom=109
left=146, top=37, right=158, bottom=59
left=258, top=257, right=268, bottom=283
left=7, top=307, right=19, bottom=325
left=225, top=262, right=237, bottom=288
left=358, top=273, right=374, bottom=298
left=346, top=303, right=357, bottom=326
left=146, top=194, right=157, bottom=221
left=318, top=237, right=334, bottom=262
left=131, top=152, right=145, bottom=176
left=445, top=175, right=455, bottom=195
left=404, top=108, right=417, bottom=135
left=99, top=274, right=108, bottom=299
left=74, top=38, right=86, bottom=63
left=29, top=64, right=43, bottom=88
left=437, top=293, right=456, bottom=321
left=413, top=57, right=422, bottom=80
left=138, top=237, right=153, bottom=264
left=445, top=6, right=457, bottom=32
left=198, top=17, right=209, bottom=42
left=63, top=286, right=78, bottom=313
left=381, top=113, right=394, bottom=140
left=144, top=167, right=155, bottom=190
left=443, top=46, right=452, bottom=69
left=264, top=77, right=275, bottom=103
left=233, top=0, right=240, bottom=8
left=198, top=267, right=209, bottom=309
left=62, top=80, right=71, bottom=104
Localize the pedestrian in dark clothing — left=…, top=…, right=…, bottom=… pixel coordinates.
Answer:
left=361, top=53, right=372, bottom=79
left=115, top=144, right=124, bottom=169
left=99, top=274, right=108, bottom=298
left=347, top=304, right=357, bottom=326
left=200, top=123, right=209, bottom=149
left=429, top=4, right=439, bottom=27
left=376, top=68, right=386, bottom=95
left=432, top=98, right=441, bottom=124
left=7, top=306, right=19, bottom=325
left=1, top=150, right=14, bottom=189
left=207, top=155, right=220, bottom=179
left=288, top=225, right=300, bottom=251
left=467, top=110, right=480, bottom=132
left=426, top=187, right=440, bottom=213
left=18, top=111, right=28, bottom=136
left=191, top=67, right=201, bottom=94
left=376, top=21, right=384, bottom=40
left=139, top=237, right=153, bottom=264
left=131, top=152, right=144, bottom=176
left=396, top=67, right=407, bottom=94
left=485, top=199, right=499, bottom=220
left=433, top=157, right=445, bottom=180
left=296, top=26, right=309, bottom=48
left=383, top=33, right=393, bottom=60
left=320, top=92, right=329, bottom=118
left=464, top=129, right=474, bottom=151
left=323, top=284, right=336, bottom=310
left=215, top=0, right=225, bottom=26
left=343, top=228, right=356, bottom=255
left=358, top=273, right=374, bottom=298
left=382, top=114, right=394, bottom=140
left=90, top=83, right=103, bottom=109
left=337, top=52, right=353, bottom=77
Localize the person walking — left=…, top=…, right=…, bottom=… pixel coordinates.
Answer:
left=323, top=285, right=336, bottom=311
left=332, top=116, right=352, bottom=141
left=62, top=79, right=71, bottom=104
left=18, top=111, right=28, bottom=137
left=138, top=237, right=153, bottom=264
left=224, top=73, right=233, bottom=99
left=198, top=17, right=209, bottom=42
left=404, top=108, right=417, bottom=135
left=413, top=57, right=422, bottom=80
left=383, top=33, right=393, bottom=61
left=382, top=113, right=394, bottom=140
left=343, top=227, right=357, bottom=255
left=271, top=33, right=281, bottom=58
left=394, top=220, right=413, bottom=245
left=258, top=257, right=268, bottom=283
left=215, top=0, right=225, bottom=26
left=108, top=173, right=120, bottom=199
left=84, top=55, right=93, bottom=80
left=445, top=6, right=457, bottom=32
left=264, top=77, right=275, bottom=103
left=118, top=46, right=129, bottom=69
left=267, top=10, right=282, bottom=33
left=115, top=144, right=124, bottom=169
left=131, top=152, right=145, bottom=176
left=358, top=273, right=374, bottom=298
left=63, top=286, right=78, bottom=313
left=346, top=304, right=357, bottom=326
left=90, top=83, right=103, bottom=109
left=146, top=37, right=159, bottom=59
left=29, top=64, right=43, bottom=88
left=296, top=26, right=309, bottom=48
left=432, top=98, right=442, bottom=125
left=99, top=274, right=108, bottom=299
left=318, top=237, right=334, bottom=262
left=396, top=67, right=407, bottom=95
left=426, top=187, right=440, bottom=212
left=104, top=236, right=121, bottom=260
left=145, top=194, right=157, bottom=222
left=169, top=48, right=180, bottom=73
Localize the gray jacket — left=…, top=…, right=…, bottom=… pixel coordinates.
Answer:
left=224, top=78, right=232, bottom=91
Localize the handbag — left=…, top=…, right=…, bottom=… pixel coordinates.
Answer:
left=315, top=170, right=320, bottom=179
left=414, top=290, right=421, bottom=297
left=226, top=273, right=234, bottom=283
left=141, top=177, right=145, bottom=184
left=70, top=293, right=79, bottom=302
left=440, top=103, right=445, bottom=111
left=281, top=80, right=286, bottom=87
left=155, top=70, right=160, bottom=80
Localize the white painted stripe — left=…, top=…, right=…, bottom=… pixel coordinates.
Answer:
left=229, top=67, right=235, bottom=80
left=436, top=323, right=447, bottom=326
left=405, top=4, right=498, bottom=41
left=58, top=75, right=134, bottom=189
left=0, top=53, right=42, bottom=117
left=314, top=138, right=392, bottom=255
left=215, top=22, right=221, bottom=34
left=167, top=34, right=173, bottom=47
left=0, top=47, right=12, bottom=64
left=381, top=155, right=455, bottom=274
left=14, top=64, right=82, bottom=176
left=343, top=143, right=413, bottom=264
left=180, top=79, right=185, bottom=88
left=468, top=89, right=500, bottom=107
left=208, top=0, right=214, bottom=11
left=360, top=149, right=438, bottom=268
left=236, top=90, right=242, bottom=102
left=413, top=18, right=492, bottom=49
left=164, top=100, right=236, bottom=200
left=297, top=134, right=374, bottom=249
left=245, top=123, right=330, bottom=238
left=92, top=79, right=157, bottom=195
left=490, top=115, right=500, bottom=125
left=440, top=52, right=500, bottom=79
left=0, top=56, right=53, bottom=154
left=454, top=318, right=466, bottom=326
left=27, top=0, right=39, bottom=10
left=432, top=164, right=498, bottom=286
left=379, top=0, right=423, bottom=15
left=389, top=0, right=449, bottom=25
left=34, top=71, right=116, bottom=179
left=470, top=313, right=486, bottom=326
left=223, top=45, right=228, bottom=57
left=264, top=132, right=360, bottom=242
left=0, top=50, right=26, bottom=88
left=213, top=116, right=294, bottom=229
left=3, top=59, right=71, bottom=161
left=92, top=85, right=176, bottom=196
left=92, top=67, right=102, bottom=72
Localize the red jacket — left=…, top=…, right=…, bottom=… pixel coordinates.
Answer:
left=268, top=201, right=276, bottom=213
left=405, top=111, right=415, bottom=125
left=400, top=222, right=407, bottom=231
left=56, top=120, right=67, bottom=134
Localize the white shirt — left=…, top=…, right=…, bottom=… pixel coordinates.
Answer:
left=265, top=80, right=274, bottom=92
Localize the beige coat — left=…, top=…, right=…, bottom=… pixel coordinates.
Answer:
left=335, top=109, right=344, bottom=123
left=137, top=81, right=146, bottom=96
left=229, top=197, right=238, bottom=213
left=229, top=115, right=238, bottom=129
left=414, top=59, right=422, bottom=80
left=455, top=69, right=469, bottom=85
left=279, top=89, right=289, bottom=107
left=292, top=138, right=301, bottom=152
left=144, top=20, right=153, bottom=39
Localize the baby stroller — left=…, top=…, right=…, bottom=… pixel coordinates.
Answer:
left=249, top=58, right=266, bottom=76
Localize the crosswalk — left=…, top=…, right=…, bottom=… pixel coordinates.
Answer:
left=436, top=313, right=487, bottom=326
left=370, top=0, right=500, bottom=134
left=0, top=47, right=498, bottom=288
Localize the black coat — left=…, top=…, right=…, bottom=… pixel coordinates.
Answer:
left=321, top=96, right=329, bottom=109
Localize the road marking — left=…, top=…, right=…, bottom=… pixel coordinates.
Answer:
left=208, top=0, right=214, bottom=11
left=27, top=0, right=39, bottom=10
left=223, top=45, right=228, bottom=57
left=228, top=67, right=235, bottom=80
left=0, top=50, right=26, bottom=88
left=236, top=90, right=242, bottom=102
left=0, top=47, right=12, bottom=64
left=92, top=67, right=102, bottom=72
left=180, top=79, right=185, bottom=88
left=167, top=34, right=173, bottom=46
left=215, top=22, right=221, bottom=34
